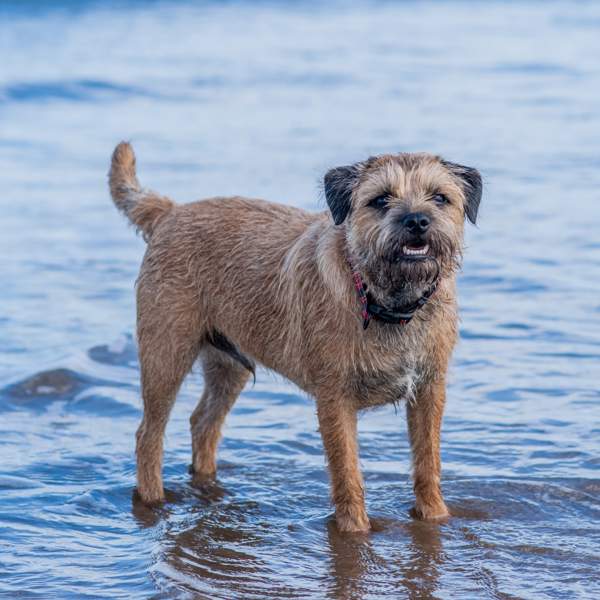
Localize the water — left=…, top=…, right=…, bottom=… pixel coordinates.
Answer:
left=1, top=1, right=599, bottom=598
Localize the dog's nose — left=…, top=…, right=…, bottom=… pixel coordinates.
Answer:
left=401, top=212, right=430, bottom=234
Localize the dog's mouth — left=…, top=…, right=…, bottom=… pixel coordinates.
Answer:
left=376, top=232, right=455, bottom=275
left=392, top=239, right=432, bottom=263
left=401, top=242, right=430, bottom=258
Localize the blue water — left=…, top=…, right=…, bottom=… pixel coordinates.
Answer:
left=1, top=1, right=599, bottom=598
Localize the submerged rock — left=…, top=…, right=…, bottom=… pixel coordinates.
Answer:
left=4, top=368, right=97, bottom=403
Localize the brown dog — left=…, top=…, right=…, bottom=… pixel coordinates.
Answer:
left=109, top=142, right=481, bottom=532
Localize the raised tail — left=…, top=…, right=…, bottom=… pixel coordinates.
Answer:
left=108, top=142, right=174, bottom=239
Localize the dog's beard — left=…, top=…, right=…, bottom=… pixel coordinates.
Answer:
left=356, top=230, right=461, bottom=306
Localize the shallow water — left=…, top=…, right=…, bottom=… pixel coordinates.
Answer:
left=1, top=1, right=600, bottom=598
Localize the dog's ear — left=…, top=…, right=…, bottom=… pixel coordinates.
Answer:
left=323, top=164, right=361, bottom=225
left=442, top=160, right=482, bottom=225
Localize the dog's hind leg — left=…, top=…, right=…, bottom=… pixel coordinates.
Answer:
left=135, top=315, right=200, bottom=505
left=190, top=347, right=250, bottom=480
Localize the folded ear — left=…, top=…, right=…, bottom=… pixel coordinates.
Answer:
left=442, top=160, right=483, bottom=224
left=323, top=164, right=361, bottom=225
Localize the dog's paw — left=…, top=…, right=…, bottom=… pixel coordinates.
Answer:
left=411, top=501, right=450, bottom=521
left=133, top=487, right=166, bottom=507
left=335, top=508, right=371, bottom=533
left=189, top=463, right=217, bottom=483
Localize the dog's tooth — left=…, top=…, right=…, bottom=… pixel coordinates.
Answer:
left=401, top=244, right=430, bottom=256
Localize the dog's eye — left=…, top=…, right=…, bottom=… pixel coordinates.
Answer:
left=433, top=193, right=449, bottom=205
left=368, top=195, right=389, bottom=210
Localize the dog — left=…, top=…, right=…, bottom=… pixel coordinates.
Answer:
left=109, top=142, right=481, bottom=533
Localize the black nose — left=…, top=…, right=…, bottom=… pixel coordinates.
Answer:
left=401, top=212, right=430, bottom=234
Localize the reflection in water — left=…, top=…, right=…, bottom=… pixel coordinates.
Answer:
left=399, top=521, right=444, bottom=600
left=325, top=520, right=381, bottom=600
left=127, top=470, right=600, bottom=598
left=325, top=518, right=445, bottom=600
left=148, top=480, right=303, bottom=599
left=149, top=501, right=450, bottom=600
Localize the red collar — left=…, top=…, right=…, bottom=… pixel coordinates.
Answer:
left=348, top=257, right=440, bottom=330
left=349, top=266, right=371, bottom=330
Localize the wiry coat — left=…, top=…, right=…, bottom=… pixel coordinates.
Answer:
left=109, top=142, right=481, bottom=532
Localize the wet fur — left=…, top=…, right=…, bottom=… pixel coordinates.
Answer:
left=109, top=142, right=481, bottom=532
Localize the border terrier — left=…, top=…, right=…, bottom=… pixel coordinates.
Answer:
left=109, top=142, right=481, bottom=532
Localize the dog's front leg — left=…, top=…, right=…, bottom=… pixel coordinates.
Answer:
left=317, top=398, right=370, bottom=533
left=406, top=379, right=450, bottom=520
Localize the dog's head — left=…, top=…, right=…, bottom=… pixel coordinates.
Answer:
left=324, top=153, right=481, bottom=304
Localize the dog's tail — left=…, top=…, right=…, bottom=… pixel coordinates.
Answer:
left=109, top=142, right=174, bottom=239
